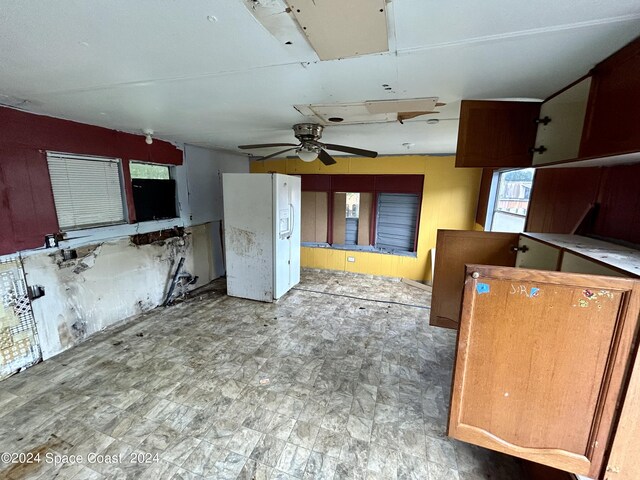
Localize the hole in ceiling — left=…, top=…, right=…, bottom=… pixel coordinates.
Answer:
left=328, top=117, right=344, bottom=123
left=379, top=8, right=384, bottom=12
left=382, top=84, right=389, bottom=87
left=296, top=9, right=301, bottom=12
left=285, top=41, right=292, bottom=45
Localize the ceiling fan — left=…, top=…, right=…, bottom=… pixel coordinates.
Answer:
left=238, top=123, right=378, bottom=166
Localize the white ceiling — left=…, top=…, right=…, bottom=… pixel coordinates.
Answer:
left=1, top=0, right=639, bottom=156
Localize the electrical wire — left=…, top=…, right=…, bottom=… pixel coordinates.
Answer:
left=292, top=287, right=431, bottom=310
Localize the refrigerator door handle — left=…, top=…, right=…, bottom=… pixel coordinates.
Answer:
left=286, top=203, right=294, bottom=239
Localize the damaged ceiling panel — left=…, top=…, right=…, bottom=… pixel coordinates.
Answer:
left=242, top=0, right=318, bottom=60
left=365, top=97, right=439, bottom=114
left=1, top=1, right=639, bottom=154
left=296, top=102, right=396, bottom=125
left=285, top=0, right=389, bottom=60
left=295, top=97, right=441, bottom=125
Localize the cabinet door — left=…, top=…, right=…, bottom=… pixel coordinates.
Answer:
left=429, top=230, right=518, bottom=329
left=604, top=329, right=640, bottom=480
left=580, top=38, right=640, bottom=158
left=448, top=265, right=640, bottom=478
left=455, top=100, right=540, bottom=168
left=532, top=78, right=591, bottom=166
left=515, top=236, right=561, bottom=271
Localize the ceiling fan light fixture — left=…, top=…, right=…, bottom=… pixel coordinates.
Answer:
left=296, top=146, right=319, bottom=162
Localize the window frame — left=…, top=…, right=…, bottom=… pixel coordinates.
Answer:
left=373, top=192, right=422, bottom=254
left=485, top=168, right=536, bottom=233
left=300, top=174, right=423, bottom=256
left=46, top=151, right=128, bottom=231
left=128, top=160, right=179, bottom=223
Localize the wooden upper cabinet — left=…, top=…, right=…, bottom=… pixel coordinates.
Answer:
left=580, top=37, right=640, bottom=158
left=455, top=37, right=640, bottom=169
left=429, top=230, right=519, bottom=329
left=448, top=265, right=640, bottom=478
left=455, top=100, right=540, bottom=168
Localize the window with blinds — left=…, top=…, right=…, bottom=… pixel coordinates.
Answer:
left=47, top=153, right=126, bottom=230
left=375, top=193, right=420, bottom=253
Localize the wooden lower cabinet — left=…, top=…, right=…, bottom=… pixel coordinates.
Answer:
left=447, top=265, right=640, bottom=479
left=429, top=230, right=519, bottom=329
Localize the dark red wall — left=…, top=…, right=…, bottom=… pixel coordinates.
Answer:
left=300, top=174, right=424, bottom=194
left=526, top=163, right=640, bottom=245
left=0, top=106, right=183, bottom=255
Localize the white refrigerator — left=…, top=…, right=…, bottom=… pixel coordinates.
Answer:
left=222, top=173, right=301, bottom=302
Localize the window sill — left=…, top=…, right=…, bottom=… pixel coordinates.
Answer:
left=301, top=242, right=418, bottom=258
left=57, top=218, right=184, bottom=249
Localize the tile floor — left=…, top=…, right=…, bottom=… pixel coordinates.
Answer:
left=0, top=269, right=524, bottom=479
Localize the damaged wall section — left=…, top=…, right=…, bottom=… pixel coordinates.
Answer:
left=0, top=106, right=251, bottom=369
left=22, top=231, right=196, bottom=360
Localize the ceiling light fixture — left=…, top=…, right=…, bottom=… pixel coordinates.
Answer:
left=296, top=145, right=319, bottom=162
left=143, top=129, right=154, bottom=145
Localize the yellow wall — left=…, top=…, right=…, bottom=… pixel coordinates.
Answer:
left=250, top=155, right=481, bottom=282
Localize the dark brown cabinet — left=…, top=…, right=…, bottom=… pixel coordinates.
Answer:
left=455, top=101, right=540, bottom=168
left=580, top=39, right=640, bottom=158
left=455, top=36, right=640, bottom=169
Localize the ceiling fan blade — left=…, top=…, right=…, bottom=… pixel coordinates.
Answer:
left=238, top=143, right=297, bottom=150
left=318, top=149, right=337, bottom=166
left=254, top=147, right=297, bottom=161
left=323, top=143, right=378, bottom=158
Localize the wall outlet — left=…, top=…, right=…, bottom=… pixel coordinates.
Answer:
left=347, top=256, right=356, bottom=263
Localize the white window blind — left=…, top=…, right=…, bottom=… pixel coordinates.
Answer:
left=47, top=153, right=126, bottom=230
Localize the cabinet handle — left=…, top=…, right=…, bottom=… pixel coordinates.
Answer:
left=534, top=116, right=552, bottom=126
left=529, top=146, right=547, bottom=155
left=511, top=245, right=529, bottom=253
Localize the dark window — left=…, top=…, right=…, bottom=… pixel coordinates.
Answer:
left=130, top=162, right=177, bottom=222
